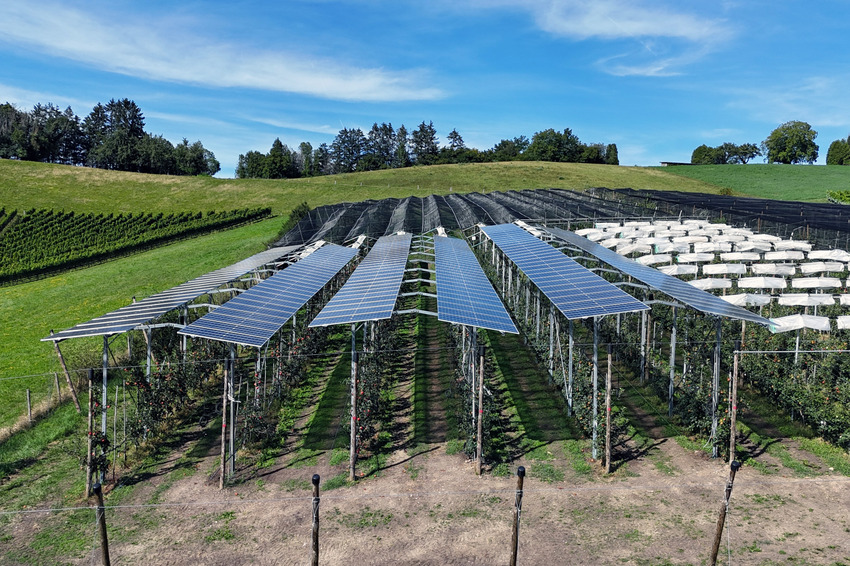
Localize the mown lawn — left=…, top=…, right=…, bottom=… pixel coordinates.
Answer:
left=662, top=163, right=850, bottom=201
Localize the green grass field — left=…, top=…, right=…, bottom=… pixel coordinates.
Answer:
left=662, top=163, right=850, bottom=201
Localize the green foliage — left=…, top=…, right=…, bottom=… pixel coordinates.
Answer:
left=763, top=120, right=819, bottom=164
left=692, top=142, right=761, bottom=165
left=0, top=207, right=271, bottom=284
left=826, top=137, right=850, bottom=165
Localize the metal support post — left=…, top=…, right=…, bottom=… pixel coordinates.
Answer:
left=548, top=304, right=555, bottom=384
left=476, top=344, right=485, bottom=476
left=639, top=309, right=647, bottom=384
left=605, top=344, right=612, bottom=474
left=350, top=324, right=358, bottom=482
left=567, top=319, right=574, bottom=415
left=668, top=307, right=677, bottom=418
left=729, top=341, right=740, bottom=462
left=711, top=318, right=722, bottom=458
left=228, top=344, right=236, bottom=476
left=592, top=317, right=599, bottom=460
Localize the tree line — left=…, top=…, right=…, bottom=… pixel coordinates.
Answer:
left=236, top=122, right=619, bottom=179
left=692, top=120, right=850, bottom=166
left=0, top=99, right=220, bottom=176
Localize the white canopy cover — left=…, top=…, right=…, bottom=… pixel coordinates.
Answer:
left=690, top=278, right=732, bottom=290
left=778, top=294, right=836, bottom=306
left=791, top=277, right=842, bottom=289
left=799, top=261, right=845, bottom=274
left=770, top=314, right=831, bottom=333
left=721, top=293, right=772, bottom=307
left=720, top=252, right=761, bottom=262
left=694, top=241, right=733, bottom=253
left=703, top=263, right=747, bottom=275
left=736, top=241, right=773, bottom=252
left=677, top=252, right=716, bottom=263
left=765, top=250, right=806, bottom=261
left=752, top=263, right=796, bottom=276
left=738, top=276, right=788, bottom=289
left=636, top=254, right=673, bottom=266
left=656, top=264, right=699, bottom=276
left=809, top=249, right=850, bottom=262
left=774, top=240, right=813, bottom=252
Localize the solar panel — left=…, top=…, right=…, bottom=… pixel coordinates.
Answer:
left=480, top=224, right=648, bottom=320
left=434, top=236, right=517, bottom=333
left=179, top=244, right=358, bottom=347
left=546, top=226, right=772, bottom=326
left=43, top=246, right=300, bottom=342
left=310, top=233, right=412, bottom=327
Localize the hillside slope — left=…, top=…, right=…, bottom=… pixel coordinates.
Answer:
left=0, top=160, right=723, bottom=215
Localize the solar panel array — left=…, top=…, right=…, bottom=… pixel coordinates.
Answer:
left=434, top=236, right=517, bottom=333
left=178, top=244, right=358, bottom=347
left=546, top=226, right=772, bottom=326
left=481, top=223, right=648, bottom=320
left=43, top=246, right=299, bottom=342
left=310, top=233, right=412, bottom=327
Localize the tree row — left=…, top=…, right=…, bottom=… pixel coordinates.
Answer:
left=691, top=121, right=850, bottom=165
left=0, top=99, right=220, bottom=176
left=236, top=123, right=619, bottom=179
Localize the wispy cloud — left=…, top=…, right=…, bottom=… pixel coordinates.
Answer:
left=479, top=0, right=733, bottom=76
left=0, top=2, right=443, bottom=102
left=245, top=116, right=338, bottom=136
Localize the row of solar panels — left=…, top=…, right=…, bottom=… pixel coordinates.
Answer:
left=45, top=223, right=772, bottom=350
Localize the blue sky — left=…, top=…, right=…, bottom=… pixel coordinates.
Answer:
left=2, top=1, right=849, bottom=176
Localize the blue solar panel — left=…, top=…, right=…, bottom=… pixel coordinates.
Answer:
left=179, top=244, right=358, bottom=347
left=546, top=226, right=772, bottom=326
left=43, top=246, right=300, bottom=342
left=310, top=233, right=412, bottom=327
left=481, top=224, right=648, bottom=320
left=434, top=236, right=517, bottom=333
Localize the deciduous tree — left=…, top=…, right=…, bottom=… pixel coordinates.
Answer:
left=762, top=121, right=818, bottom=164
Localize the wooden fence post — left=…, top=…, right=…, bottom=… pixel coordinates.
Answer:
left=509, top=466, right=525, bottom=566
left=311, top=474, right=320, bottom=566
left=26, top=389, right=32, bottom=425
left=54, top=372, right=62, bottom=405
left=709, top=460, right=742, bottom=565
left=50, top=330, right=81, bottom=413
left=92, top=483, right=111, bottom=566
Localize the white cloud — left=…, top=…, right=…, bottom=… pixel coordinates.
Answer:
left=0, top=2, right=443, bottom=103
left=245, top=116, right=338, bottom=136
left=477, top=0, right=733, bottom=77
left=526, top=1, right=728, bottom=43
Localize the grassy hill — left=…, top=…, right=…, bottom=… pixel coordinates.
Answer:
left=662, top=163, right=850, bottom=201
left=0, top=159, right=726, bottom=215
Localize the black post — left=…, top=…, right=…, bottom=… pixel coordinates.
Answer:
left=509, top=466, right=526, bottom=566
left=311, top=474, right=320, bottom=566
left=709, top=460, right=742, bottom=565
left=92, top=483, right=111, bottom=566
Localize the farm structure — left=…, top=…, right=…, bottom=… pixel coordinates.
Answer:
left=40, top=187, right=850, bottom=497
